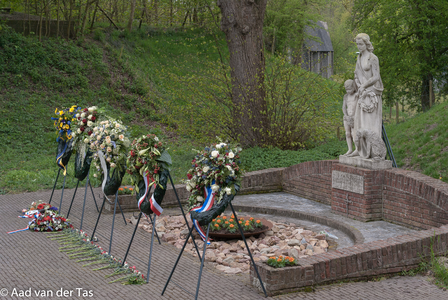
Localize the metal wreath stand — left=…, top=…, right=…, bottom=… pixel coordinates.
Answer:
left=162, top=185, right=267, bottom=299
left=120, top=170, right=203, bottom=283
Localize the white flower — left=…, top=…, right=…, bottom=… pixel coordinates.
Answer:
left=110, top=163, right=116, bottom=168
left=93, top=127, right=98, bottom=132
left=119, top=134, right=124, bottom=140
left=71, top=132, right=76, bottom=138
left=87, top=121, right=93, bottom=127
left=81, top=113, right=86, bottom=118
left=105, top=136, right=111, bottom=144
left=77, top=128, right=82, bottom=134
left=84, top=138, right=89, bottom=144
left=106, top=157, right=111, bottom=162
left=75, top=113, right=80, bottom=118
left=224, top=187, right=232, bottom=195
left=100, top=127, right=104, bottom=132
left=196, top=196, right=204, bottom=202
left=202, top=166, right=210, bottom=173
left=88, top=106, right=97, bottom=112
left=115, top=123, right=120, bottom=128
left=93, top=174, right=97, bottom=178
left=88, top=115, right=92, bottom=120
left=186, top=185, right=192, bottom=192
left=97, top=135, right=101, bottom=141
left=228, top=152, right=235, bottom=158
left=226, top=165, right=233, bottom=172
left=216, top=143, right=227, bottom=149
left=211, top=184, right=220, bottom=192
left=211, top=150, right=219, bottom=158
left=154, top=136, right=159, bottom=142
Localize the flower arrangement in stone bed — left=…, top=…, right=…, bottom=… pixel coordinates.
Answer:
left=185, top=141, right=242, bottom=210
left=118, top=186, right=134, bottom=195
left=126, top=134, right=170, bottom=189
left=210, top=214, right=264, bottom=234
left=266, top=255, right=297, bottom=268
left=88, top=119, right=131, bottom=179
left=47, top=229, right=146, bottom=285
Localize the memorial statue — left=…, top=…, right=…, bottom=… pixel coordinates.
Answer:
left=346, top=33, right=386, bottom=160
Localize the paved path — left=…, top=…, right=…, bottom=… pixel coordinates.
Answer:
left=0, top=188, right=446, bottom=300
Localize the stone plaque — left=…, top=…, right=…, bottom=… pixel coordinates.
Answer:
left=332, top=171, right=364, bottom=194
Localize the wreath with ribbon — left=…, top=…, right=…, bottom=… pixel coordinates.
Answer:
left=127, top=134, right=172, bottom=216
left=51, top=105, right=80, bottom=175
left=185, top=141, right=243, bottom=244
left=70, top=106, right=103, bottom=181
left=88, top=118, right=131, bottom=197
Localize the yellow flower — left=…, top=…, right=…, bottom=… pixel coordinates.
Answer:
left=67, top=134, right=72, bottom=140
left=69, top=107, right=74, bottom=112
left=54, top=108, right=58, bottom=114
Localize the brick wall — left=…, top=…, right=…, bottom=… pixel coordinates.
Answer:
left=251, top=224, right=448, bottom=296
left=282, top=160, right=336, bottom=205
left=383, top=168, right=448, bottom=229
left=331, top=163, right=384, bottom=222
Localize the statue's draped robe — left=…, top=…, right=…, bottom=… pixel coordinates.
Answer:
left=353, top=52, right=384, bottom=158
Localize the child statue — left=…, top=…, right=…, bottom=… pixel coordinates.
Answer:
left=342, top=79, right=358, bottom=155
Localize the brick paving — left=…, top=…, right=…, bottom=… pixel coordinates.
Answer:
left=0, top=187, right=446, bottom=299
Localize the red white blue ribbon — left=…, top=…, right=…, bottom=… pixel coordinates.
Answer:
left=190, top=183, right=215, bottom=245
left=138, top=172, right=163, bottom=216
left=7, top=226, right=30, bottom=234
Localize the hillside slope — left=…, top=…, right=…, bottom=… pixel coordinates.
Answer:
left=386, top=101, right=448, bottom=182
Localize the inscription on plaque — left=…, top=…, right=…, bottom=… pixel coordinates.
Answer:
left=332, top=171, right=364, bottom=194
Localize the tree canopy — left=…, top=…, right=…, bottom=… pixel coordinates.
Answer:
left=351, top=0, right=448, bottom=111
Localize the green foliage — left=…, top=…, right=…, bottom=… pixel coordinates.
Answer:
left=351, top=0, right=448, bottom=110
left=264, top=0, right=321, bottom=54
left=164, top=54, right=341, bottom=150
left=240, top=139, right=345, bottom=172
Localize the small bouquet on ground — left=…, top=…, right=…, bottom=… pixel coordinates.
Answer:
left=29, top=211, right=71, bottom=232
left=126, top=134, right=172, bottom=216
left=21, top=201, right=71, bottom=232
left=185, top=141, right=242, bottom=210
left=88, top=119, right=130, bottom=193
left=266, top=256, right=297, bottom=268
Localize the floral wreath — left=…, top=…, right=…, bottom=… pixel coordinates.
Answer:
left=126, top=134, right=171, bottom=191
left=71, top=106, right=102, bottom=148
left=51, top=105, right=80, bottom=142
left=185, top=141, right=242, bottom=210
left=88, top=118, right=131, bottom=179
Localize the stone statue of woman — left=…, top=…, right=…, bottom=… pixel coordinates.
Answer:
left=348, top=33, right=386, bottom=160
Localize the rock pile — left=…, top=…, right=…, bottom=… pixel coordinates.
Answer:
left=129, top=214, right=329, bottom=274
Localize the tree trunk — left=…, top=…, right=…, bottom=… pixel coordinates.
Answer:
left=217, top=0, right=269, bottom=147
left=56, top=0, right=60, bottom=37
left=421, top=73, right=432, bottom=111
left=67, top=0, right=73, bottom=39
left=127, top=0, right=136, bottom=31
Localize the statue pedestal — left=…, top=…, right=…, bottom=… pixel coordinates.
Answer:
left=338, top=155, right=392, bottom=170
left=331, top=158, right=392, bottom=222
